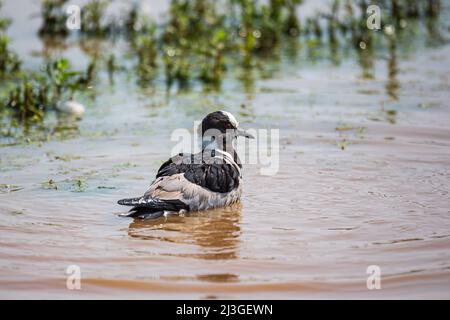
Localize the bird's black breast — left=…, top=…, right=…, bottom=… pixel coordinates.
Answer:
left=156, top=153, right=240, bottom=193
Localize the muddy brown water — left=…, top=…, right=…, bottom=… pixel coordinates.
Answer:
left=1, top=1, right=450, bottom=299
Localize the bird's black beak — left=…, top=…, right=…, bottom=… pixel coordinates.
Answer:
left=236, top=128, right=255, bottom=139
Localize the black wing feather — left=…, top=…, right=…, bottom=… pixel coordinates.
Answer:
left=156, top=152, right=240, bottom=193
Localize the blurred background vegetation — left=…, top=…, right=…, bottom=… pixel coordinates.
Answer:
left=0, top=0, right=446, bottom=140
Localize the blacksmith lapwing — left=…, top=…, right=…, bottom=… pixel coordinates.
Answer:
left=117, top=111, right=254, bottom=219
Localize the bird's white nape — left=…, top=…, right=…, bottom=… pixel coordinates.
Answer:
left=219, top=110, right=239, bottom=128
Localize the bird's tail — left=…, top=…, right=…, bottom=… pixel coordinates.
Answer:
left=117, top=197, right=142, bottom=206
left=117, top=196, right=188, bottom=219
left=119, top=207, right=165, bottom=219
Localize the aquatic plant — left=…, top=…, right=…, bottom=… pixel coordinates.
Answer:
left=198, top=28, right=228, bottom=87
left=42, top=179, right=58, bottom=190
left=426, top=0, right=440, bottom=17
left=0, top=0, right=11, bottom=31
left=160, top=0, right=229, bottom=88
left=282, top=0, right=302, bottom=36
left=106, top=54, right=118, bottom=84
left=236, top=0, right=303, bottom=58
left=4, top=76, right=49, bottom=123
left=78, top=58, right=98, bottom=87
left=131, top=25, right=158, bottom=86
left=38, top=0, right=69, bottom=37
left=0, top=35, right=21, bottom=76
left=124, top=4, right=139, bottom=35
left=2, top=58, right=88, bottom=125
left=45, top=58, right=82, bottom=97
left=0, top=2, right=21, bottom=77
left=80, top=0, right=110, bottom=36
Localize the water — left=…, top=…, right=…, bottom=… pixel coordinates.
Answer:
left=1, top=0, right=450, bottom=299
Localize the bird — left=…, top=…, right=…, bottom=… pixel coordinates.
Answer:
left=117, top=110, right=254, bottom=219
left=56, top=99, right=85, bottom=118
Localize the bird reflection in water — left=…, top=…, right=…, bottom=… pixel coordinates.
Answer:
left=127, top=202, right=242, bottom=261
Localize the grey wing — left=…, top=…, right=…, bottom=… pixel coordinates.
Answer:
left=144, top=172, right=242, bottom=211
left=143, top=173, right=202, bottom=211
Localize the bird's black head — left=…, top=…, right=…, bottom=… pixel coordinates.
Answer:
left=201, top=111, right=238, bottom=135
left=201, top=110, right=254, bottom=139
left=200, top=111, right=254, bottom=167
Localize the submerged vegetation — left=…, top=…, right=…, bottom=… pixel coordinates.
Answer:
left=0, top=33, right=20, bottom=75
left=0, top=0, right=447, bottom=141
left=0, top=1, right=20, bottom=77
left=3, top=58, right=92, bottom=125
left=38, top=0, right=69, bottom=37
